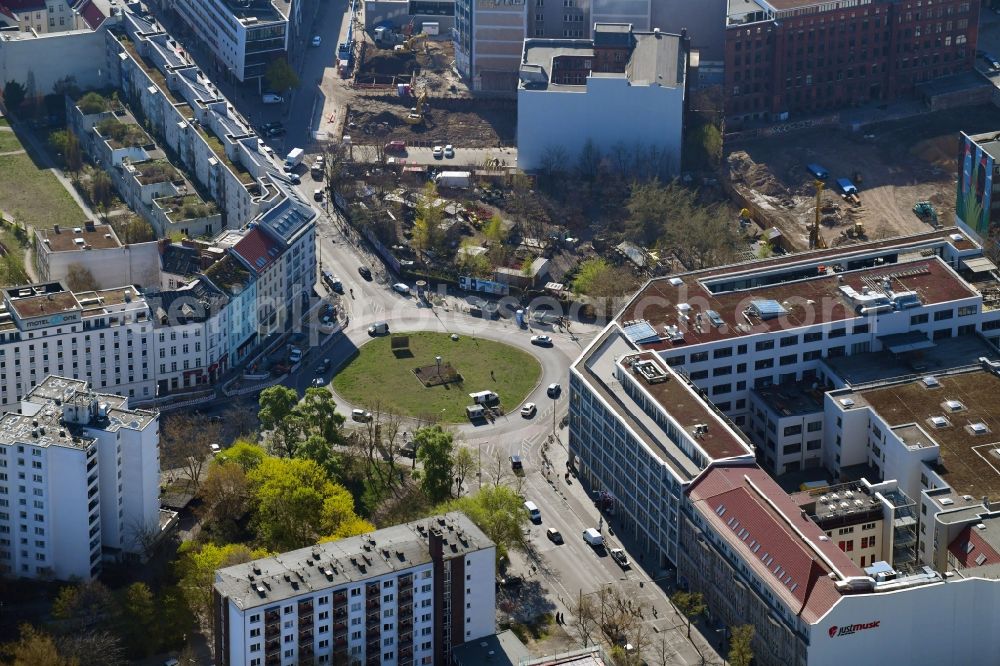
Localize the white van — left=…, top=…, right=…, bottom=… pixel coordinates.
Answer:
left=582, top=527, right=604, bottom=547
left=262, top=93, right=283, bottom=104
left=523, top=501, right=541, bottom=522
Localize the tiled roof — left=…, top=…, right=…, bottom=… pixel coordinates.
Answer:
left=232, top=226, right=281, bottom=275
left=948, top=525, right=1000, bottom=569
left=687, top=463, right=865, bottom=624
left=1, top=0, right=45, bottom=12
left=74, top=0, right=106, bottom=30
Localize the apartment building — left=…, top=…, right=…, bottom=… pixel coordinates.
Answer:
left=453, top=0, right=527, bottom=90
left=0, top=375, right=160, bottom=580
left=724, top=0, right=979, bottom=126
left=517, top=23, right=687, bottom=172
left=34, top=222, right=161, bottom=290
left=956, top=130, right=1000, bottom=243
left=212, top=513, right=496, bottom=666
left=0, top=0, right=87, bottom=34
left=165, top=0, right=289, bottom=82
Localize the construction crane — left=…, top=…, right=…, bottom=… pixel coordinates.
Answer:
left=403, top=90, right=427, bottom=124
left=810, top=179, right=827, bottom=250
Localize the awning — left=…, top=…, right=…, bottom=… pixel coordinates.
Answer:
left=878, top=331, right=935, bottom=354
left=962, top=257, right=998, bottom=273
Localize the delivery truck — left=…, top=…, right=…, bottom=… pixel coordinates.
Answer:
left=434, top=170, right=472, bottom=189
left=283, top=147, right=304, bottom=172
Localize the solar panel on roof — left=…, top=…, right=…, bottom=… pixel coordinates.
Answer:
left=623, top=321, right=660, bottom=345
left=750, top=299, right=788, bottom=320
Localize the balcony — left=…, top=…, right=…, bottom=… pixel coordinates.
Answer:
left=333, top=608, right=348, bottom=620
left=366, top=599, right=380, bottom=610
left=265, top=639, right=279, bottom=653
left=264, top=610, right=280, bottom=623
left=399, top=590, right=413, bottom=604
left=298, top=630, right=314, bottom=644
left=399, top=620, right=413, bottom=634
left=264, top=624, right=280, bottom=639
left=333, top=592, right=348, bottom=604
left=298, top=613, right=313, bottom=627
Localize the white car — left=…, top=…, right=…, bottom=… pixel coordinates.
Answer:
left=444, top=144, right=455, bottom=158
left=392, top=283, right=410, bottom=295
left=311, top=36, right=322, bottom=47
left=520, top=403, right=536, bottom=418
left=209, top=443, right=221, bottom=455
left=610, top=548, right=630, bottom=568
left=289, top=349, right=302, bottom=364
left=432, top=145, right=443, bottom=159
left=530, top=335, right=552, bottom=346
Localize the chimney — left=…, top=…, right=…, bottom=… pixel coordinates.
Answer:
left=985, top=496, right=991, bottom=511
left=53, top=224, right=61, bottom=234
left=428, top=526, right=444, bottom=560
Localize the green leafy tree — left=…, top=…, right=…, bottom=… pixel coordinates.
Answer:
left=437, top=485, right=527, bottom=561
left=297, top=433, right=342, bottom=479
left=175, top=542, right=268, bottom=623
left=90, top=170, right=114, bottom=219
left=258, top=385, right=302, bottom=456
left=452, top=446, right=475, bottom=495
left=294, top=387, right=345, bottom=443
left=48, top=130, right=70, bottom=156
left=247, top=456, right=370, bottom=551
left=413, top=182, right=444, bottom=252
left=572, top=257, right=611, bottom=295
left=728, top=624, right=754, bottom=666
left=265, top=57, right=299, bottom=92
left=117, top=583, right=158, bottom=657
left=1, top=624, right=77, bottom=666
left=111, top=213, right=154, bottom=244
left=215, top=439, right=266, bottom=471
left=3, top=81, right=26, bottom=113
left=414, top=425, right=454, bottom=502
left=76, top=91, right=108, bottom=115
left=200, top=461, right=250, bottom=526
left=159, top=586, right=195, bottom=650
left=671, top=590, right=706, bottom=638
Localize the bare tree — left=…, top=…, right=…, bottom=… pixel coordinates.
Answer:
left=453, top=446, right=475, bottom=496
left=653, top=635, right=680, bottom=666
left=225, top=404, right=258, bottom=438
left=571, top=591, right=599, bottom=648
left=160, top=414, right=221, bottom=491
left=199, top=462, right=250, bottom=525
left=380, top=409, right=403, bottom=479
left=65, top=264, right=99, bottom=291
left=488, top=450, right=509, bottom=488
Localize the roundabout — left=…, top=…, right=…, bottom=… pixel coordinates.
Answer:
left=331, top=331, right=542, bottom=423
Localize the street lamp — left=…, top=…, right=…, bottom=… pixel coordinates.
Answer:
left=435, top=355, right=442, bottom=379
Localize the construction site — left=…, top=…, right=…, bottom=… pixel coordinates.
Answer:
left=725, top=105, right=1000, bottom=251
left=344, top=27, right=516, bottom=149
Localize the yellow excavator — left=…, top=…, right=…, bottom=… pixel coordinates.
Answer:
left=395, top=33, right=427, bottom=54
left=403, top=90, right=427, bottom=124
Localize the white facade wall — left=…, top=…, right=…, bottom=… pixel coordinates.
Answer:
left=462, top=548, right=496, bottom=641
left=0, top=25, right=110, bottom=101
left=104, top=421, right=159, bottom=552
left=37, top=242, right=161, bottom=291
left=518, top=75, right=683, bottom=171
left=810, top=577, right=1000, bottom=666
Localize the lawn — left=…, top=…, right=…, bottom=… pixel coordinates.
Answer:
left=0, top=152, right=88, bottom=228
left=333, top=331, right=542, bottom=422
left=0, top=131, right=21, bottom=153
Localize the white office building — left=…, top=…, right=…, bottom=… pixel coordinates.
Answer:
left=213, top=513, right=496, bottom=666
left=0, top=375, right=160, bottom=580
left=517, top=24, right=687, bottom=173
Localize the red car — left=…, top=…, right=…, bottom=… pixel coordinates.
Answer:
left=385, top=140, right=407, bottom=154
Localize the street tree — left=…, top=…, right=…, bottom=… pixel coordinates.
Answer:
left=728, top=624, right=754, bottom=666
left=414, top=425, right=454, bottom=502
left=160, top=413, right=221, bottom=491
left=296, top=434, right=342, bottom=479
left=264, top=57, right=299, bottom=92
left=54, top=630, right=125, bottom=666
left=438, top=485, right=527, bottom=561
left=570, top=591, right=599, bottom=648
left=258, top=385, right=298, bottom=432
left=294, top=387, right=344, bottom=443
left=487, top=449, right=509, bottom=488
left=215, top=439, right=266, bottom=471
left=671, top=591, right=706, bottom=638
left=89, top=171, right=114, bottom=220
left=452, top=446, right=475, bottom=496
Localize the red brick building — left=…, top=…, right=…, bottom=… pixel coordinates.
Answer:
left=724, top=0, right=979, bottom=125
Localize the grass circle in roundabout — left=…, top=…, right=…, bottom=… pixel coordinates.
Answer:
left=332, top=331, right=542, bottom=423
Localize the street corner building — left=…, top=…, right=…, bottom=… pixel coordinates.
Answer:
left=568, top=227, right=1000, bottom=665
left=212, top=512, right=496, bottom=666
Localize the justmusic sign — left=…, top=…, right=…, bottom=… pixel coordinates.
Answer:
left=828, top=621, right=880, bottom=638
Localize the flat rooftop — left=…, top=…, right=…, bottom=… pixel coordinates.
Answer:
left=573, top=328, right=751, bottom=482
left=617, top=231, right=979, bottom=352
left=823, top=334, right=1000, bottom=387
left=215, top=513, right=493, bottom=610
left=858, top=369, right=1000, bottom=500
left=38, top=223, right=121, bottom=252
left=220, top=0, right=286, bottom=24
left=627, top=30, right=682, bottom=88
left=7, top=290, right=80, bottom=320
left=968, top=131, right=1000, bottom=163
left=791, top=481, right=883, bottom=524
left=754, top=381, right=825, bottom=417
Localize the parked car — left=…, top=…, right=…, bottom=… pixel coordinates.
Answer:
left=805, top=163, right=829, bottom=180
left=262, top=93, right=283, bottom=104
left=209, top=443, right=221, bottom=455
left=289, top=347, right=302, bottom=364
left=311, top=377, right=325, bottom=387
left=385, top=140, right=407, bottom=154
left=316, top=358, right=331, bottom=374
left=530, top=335, right=552, bottom=347
left=368, top=321, right=389, bottom=335
left=444, top=144, right=455, bottom=158
left=523, top=501, right=541, bottom=523
left=582, top=528, right=604, bottom=548
left=547, top=383, right=561, bottom=398
left=509, top=455, right=523, bottom=472
left=392, top=283, right=410, bottom=295
left=314, top=188, right=325, bottom=202
left=610, top=548, right=630, bottom=569
left=520, top=402, right=537, bottom=418
left=311, top=35, right=322, bottom=47
left=546, top=528, right=563, bottom=544
left=432, top=145, right=443, bottom=159
left=265, top=126, right=286, bottom=137
left=287, top=173, right=301, bottom=184
left=358, top=266, right=373, bottom=280
left=351, top=409, right=373, bottom=422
